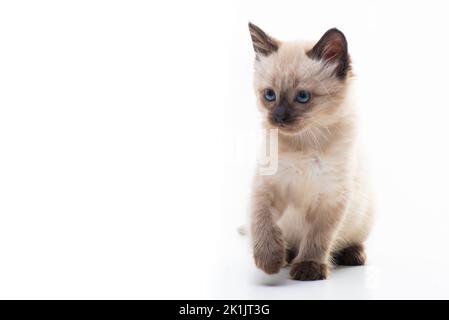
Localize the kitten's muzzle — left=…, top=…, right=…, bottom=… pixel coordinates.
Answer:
left=272, top=104, right=294, bottom=126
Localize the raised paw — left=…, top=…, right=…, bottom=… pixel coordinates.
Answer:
left=253, top=225, right=285, bottom=274
left=333, top=244, right=366, bottom=266
left=289, top=261, right=328, bottom=281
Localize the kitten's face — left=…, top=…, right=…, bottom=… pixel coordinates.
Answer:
left=249, top=23, right=352, bottom=135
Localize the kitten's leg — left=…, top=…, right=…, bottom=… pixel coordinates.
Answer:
left=284, top=245, right=298, bottom=266
left=332, top=244, right=366, bottom=266
left=290, top=202, right=345, bottom=281
left=251, top=182, right=285, bottom=275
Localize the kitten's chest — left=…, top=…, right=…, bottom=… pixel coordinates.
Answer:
left=274, top=152, right=342, bottom=203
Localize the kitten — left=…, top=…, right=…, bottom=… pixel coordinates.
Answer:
left=248, top=23, right=374, bottom=281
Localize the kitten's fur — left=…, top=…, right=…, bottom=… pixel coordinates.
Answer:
left=249, top=23, right=373, bottom=281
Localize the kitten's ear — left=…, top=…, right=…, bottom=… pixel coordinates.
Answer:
left=307, top=28, right=350, bottom=79
left=248, top=22, right=279, bottom=57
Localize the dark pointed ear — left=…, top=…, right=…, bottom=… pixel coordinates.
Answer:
left=307, top=28, right=350, bottom=79
left=248, top=22, right=279, bottom=57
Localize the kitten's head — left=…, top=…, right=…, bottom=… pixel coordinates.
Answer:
left=249, top=23, right=352, bottom=136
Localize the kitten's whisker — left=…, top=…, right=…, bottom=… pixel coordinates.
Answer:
left=312, top=120, right=331, bottom=144
left=305, top=127, right=322, bottom=152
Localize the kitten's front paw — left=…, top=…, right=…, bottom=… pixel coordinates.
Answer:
left=289, top=261, right=328, bottom=281
left=253, top=225, right=285, bottom=275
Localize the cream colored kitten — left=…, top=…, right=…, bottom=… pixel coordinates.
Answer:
left=249, top=23, right=373, bottom=281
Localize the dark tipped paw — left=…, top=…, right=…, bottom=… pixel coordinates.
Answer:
left=289, top=261, right=328, bottom=281
left=253, top=226, right=285, bottom=275
left=333, top=244, right=366, bottom=266
left=254, top=245, right=285, bottom=274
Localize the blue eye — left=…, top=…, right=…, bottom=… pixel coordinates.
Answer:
left=264, top=89, right=276, bottom=102
left=296, top=90, right=311, bottom=103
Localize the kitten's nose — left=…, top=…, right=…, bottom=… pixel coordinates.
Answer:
left=273, top=106, right=289, bottom=123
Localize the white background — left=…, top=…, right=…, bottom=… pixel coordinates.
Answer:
left=1, top=0, right=449, bottom=299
